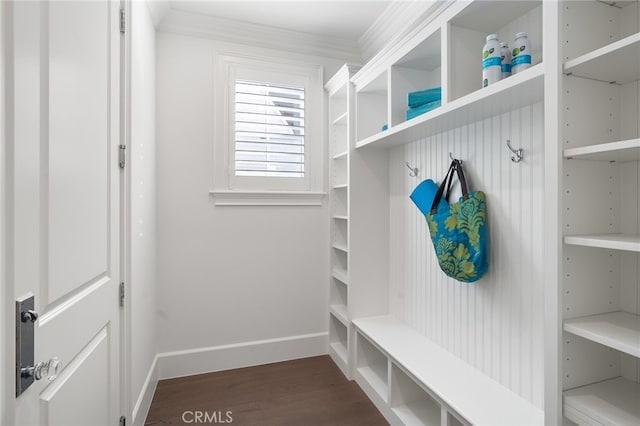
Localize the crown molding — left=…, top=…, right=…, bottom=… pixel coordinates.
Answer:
left=324, top=64, right=361, bottom=95
left=358, top=0, right=452, bottom=63
left=145, top=0, right=170, bottom=28
left=157, top=9, right=362, bottom=63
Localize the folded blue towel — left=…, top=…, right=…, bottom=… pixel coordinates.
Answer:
left=407, top=87, right=441, bottom=108
left=406, top=100, right=441, bottom=121
left=410, top=179, right=449, bottom=216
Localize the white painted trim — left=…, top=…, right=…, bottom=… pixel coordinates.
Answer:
left=145, top=0, right=169, bottom=28
left=131, top=355, right=158, bottom=426
left=209, top=190, right=326, bottom=206
left=157, top=9, right=361, bottom=63
left=156, top=332, right=328, bottom=380
left=0, top=1, right=6, bottom=422
left=543, top=1, right=562, bottom=424
left=357, top=0, right=453, bottom=65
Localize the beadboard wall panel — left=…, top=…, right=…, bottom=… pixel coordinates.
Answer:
left=389, top=102, right=545, bottom=408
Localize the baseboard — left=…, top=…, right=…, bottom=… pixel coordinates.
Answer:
left=156, top=332, right=328, bottom=380
left=131, top=354, right=158, bottom=426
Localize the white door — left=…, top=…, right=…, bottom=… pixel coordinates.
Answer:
left=5, top=0, right=123, bottom=424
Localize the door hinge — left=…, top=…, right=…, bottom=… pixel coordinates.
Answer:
left=119, top=145, right=126, bottom=169
left=119, top=282, right=125, bottom=307
left=119, top=8, right=126, bottom=34
left=119, top=416, right=126, bottom=426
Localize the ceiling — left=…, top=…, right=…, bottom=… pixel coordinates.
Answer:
left=167, top=0, right=393, bottom=42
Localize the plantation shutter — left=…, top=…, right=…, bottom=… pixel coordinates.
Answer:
left=234, top=80, right=305, bottom=177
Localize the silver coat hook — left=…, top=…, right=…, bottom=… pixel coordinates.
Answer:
left=506, top=140, right=524, bottom=163
left=449, top=152, right=462, bottom=164
left=406, top=162, right=418, bottom=177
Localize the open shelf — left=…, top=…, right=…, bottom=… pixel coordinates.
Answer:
left=356, top=332, right=389, bottom=403
left=564, top=311, right=640, bottom=358
left=390, top=364, right=441, bottom=426
left=332, top=151, right=348, bottom=160
left=564, top=377, right=640, bottom=426
left=329, top=341, right=348, bottom=365
left=332, top=267, right=348, bottom=285
left=333, top=111, right=348, bottom=126
left=564, top=32, right=640, bottom=85
left=356, top=63, right=544, bottom=149
left=564, top=234, right=640, bottom=253
left=332, top=243, right=348, bottom=253
left=353, top=316, right=544, bottom=425
left=357, top=364, right=388, bottom=403
left=564, top=138, right=640, bottom=162
left=393, top=402, right=441, bottom=426
left=329, top=304, right=349, bottom=326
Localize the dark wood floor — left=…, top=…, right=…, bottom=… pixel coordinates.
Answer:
left=145, top=355, right=388, bottom=425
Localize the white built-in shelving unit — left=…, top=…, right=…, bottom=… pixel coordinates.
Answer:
left=561, top=1, right=640, bottom=425
left=326, top=0, right=549, bottom=424
left=325, top=1, right=639, bottom=424
left=325, top=64, right=360, bottom=379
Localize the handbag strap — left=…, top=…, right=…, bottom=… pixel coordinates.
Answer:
left=430, top=159, right=471, bottom=214
left=454, top=160, right=470, bottom=199
left=430, top=160, right=458, bottom=214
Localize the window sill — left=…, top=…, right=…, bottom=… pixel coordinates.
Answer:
left=209, top=190, right=326, bottom=206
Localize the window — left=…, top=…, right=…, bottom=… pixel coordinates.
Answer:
left=212, top=53, right=324, bottom=205
left=234, top=80, right=305, bottom=178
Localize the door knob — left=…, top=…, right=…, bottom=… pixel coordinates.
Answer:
left=21, top=310, right=38, bottom=323
left=20, top=357, right=60, bottom=381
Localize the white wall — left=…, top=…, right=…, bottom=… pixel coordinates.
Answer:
left=129, top=2, right=157, bottom=424
left=389, top=103, right=545, bottom=408
left=155, top=31, right=344, bottom=377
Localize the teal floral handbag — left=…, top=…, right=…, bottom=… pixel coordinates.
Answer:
left=425, top=160, right=488, bottom=283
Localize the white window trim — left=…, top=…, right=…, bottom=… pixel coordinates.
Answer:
left=212, top=51, right=325, bottom=206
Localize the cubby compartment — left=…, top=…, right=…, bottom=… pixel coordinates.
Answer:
left=356, top=332, right=388, bottom=403
left=331, top=185, right=347, bottom=218
left=448, top=0, right=542, bottom=101
left=332, top=155, right=348, bottom=188
left=390, top=364, right=441, bottom=426
left=329, top=315, right=349, bottom=365
left=332, top=218, right=348, bottom=251
left=329, top=277, right=348, bottom=311
left=331, top=120, right=348, bottom=158
left=390, top=30, right=442, bottom=127
left=563, top=0, right=639, bottom=64
left=355, top=70, right=388, bottom=142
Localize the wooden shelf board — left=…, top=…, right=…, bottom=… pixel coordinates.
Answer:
left=329, top=341, right=348, bottom=365
left=564, top=138, right=640, bottom=162
left=356, top=63, right=544, bottom=149
left=357, top=364, right=388, bottom=402
left=564, top=32, right=640, bottom=84
left=392, top=401, right=442, bottom=426
left=332, top=243, right=348, bottom=253
left=333, top=111, right=348, bottom=126
left=330, top=304, right=349, bottom=326
left=564, top=377, right=640, bottom=426
left=564, top=311, right=640, bottom=358
left=564, top=234, right=640, bottom=252
left=353, top=316, right=544, bottom=425
left=332, top=268, right=349, bottom=285
left=332, top=151, right=348, bottom=160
